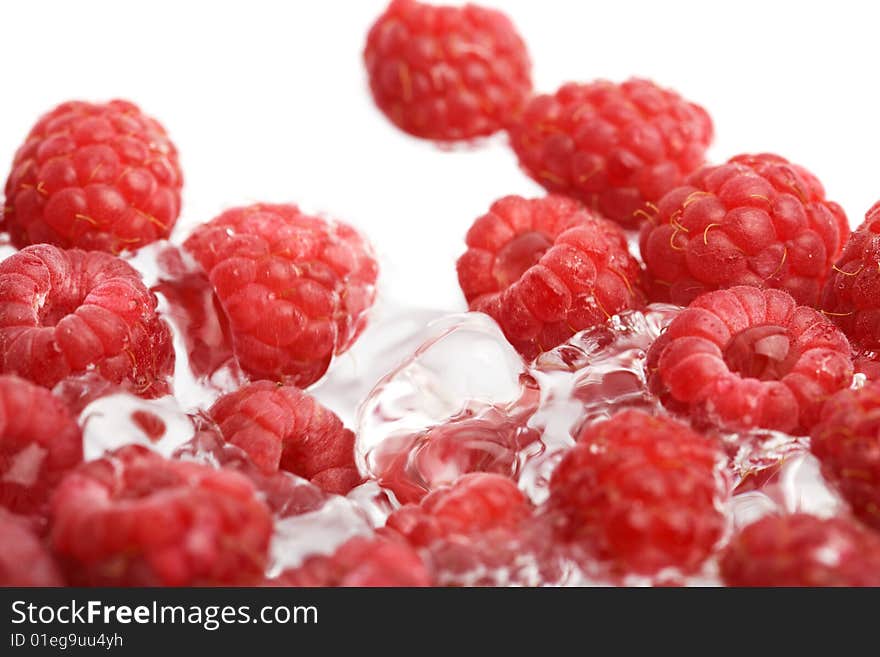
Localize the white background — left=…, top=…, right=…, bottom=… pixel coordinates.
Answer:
left=2, top=0, right=878, bottom=312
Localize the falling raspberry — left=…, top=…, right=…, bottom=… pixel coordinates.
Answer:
left=184, top=203, right=378, bottom=387
left=385, top=473, right=531, bottom=548
left=0, top=508, right=65, bottom=586
left=364, top=0, right=532, bottom=141
left=269, top=535, right=432, bottom=587
left=720, top=514, right=880, bottom=586
left=457, top=194, right=645, bottom=359
left=0, top=245, right=175, bottom=396
left=545, top=410, right=727, bottom=576
left=639, top=153, right=849, bottom=306
left=0, top=375, right=82, bottom=517
left=206, top=381, right=362, bottom=495
left=811, top=382, right=880, bottom=530
left=648, top=286, right=853, bottom=433
left=507, top=79, right=712, bottom=226
left=3, top=100, right=182, bottom=253
left=820, top=201, right=880, bottom=352
left=49, top=445, right=273, bottom=586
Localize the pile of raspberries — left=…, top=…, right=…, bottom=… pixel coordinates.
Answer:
left=2, top=0, right=880, bottom=587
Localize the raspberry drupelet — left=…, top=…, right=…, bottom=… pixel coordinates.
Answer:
left=456, top=194, right=644, bottom=360
left=0, top=244, right=175, bottom=396
left=811, top=382, right=880, bottom=530
left=364, top=0, right=532, bottom=141
left=49, top=445, right=273, bottom=586
left=720, top=514, right=880, bottom=587
left=820, top=201, right=880, bottom=351
left=507, top=79, right=713, bottom=227
left=546, top=410, right=727, bottom=577
left=183, top=203, right=378, bottom=388
left=0, top=375, right=82, bottom=517
left=639, top=153, right=849, bottom=306
left=206, top=381, right=362, bottom=495
left=648, top=286, right=853, bottom=433
left=384, top=472, right=531, bottom=548
left=3, top=100, right=182, bottom=253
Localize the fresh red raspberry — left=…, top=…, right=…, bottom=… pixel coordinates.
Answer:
left=385, top=473, right=530, bottom=548
left=206, top=381, right=361, bottom=495
left=364, top=0, right=532, bottom=141
left=0, top=375, right=82, bottom=517
left=639, top=153, right=849, bottom=306
left=3, top=100, right=182, bottom=253
left=648, top=286, right=853, bottom=433
left=270, top=535, right=432, bottom=587
left=720, top=513, right=880, bottom=586
left=820, top=202, right=880, bottom=350
left=811, top=382, right=880, bottom=530
left=49, top=445, right=272, bottom=586
left=0, top=508, right=64, bottom=586
left=507, top=79, right=712, bottom=226
left=546, top=409, right=727, bottom=576
left=183, top=204, right=378, bottom=387
left=0, top=244, right=175, bottom=395
left=456, top=195, right=644, bottom=359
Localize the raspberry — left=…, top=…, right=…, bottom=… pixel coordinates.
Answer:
left=364, top=0, right=532, bottom=141
left=811, top=382, right=880, bottom=529
left=0, top=375, right=82, bottom=516
left=720, top=513, right=880, bottom=586
left=49, top=445, right=272, bottom=586
left=456, top=195, right=644, bottom=359
left=207, top=381, right=361, bottom=495
left=385, top=473, right=530, bottom=547
left=183, top=204, right=378, bottom=387
left=0, top=508, right=64, bottom=586
left=820, top=202, right=880, bottom=350
left=0, top=244, right=175, bottom=395
left=648, top=286, right=853, bottom=433
left=639, top=153, right=849, bottom=306
left=546, top=409, right=727, bottom=576
left=3, top=100, right=182, bottom=253
left=507, top=79, right=712, bottom=226
left=270, top=535, right=431, bottom=587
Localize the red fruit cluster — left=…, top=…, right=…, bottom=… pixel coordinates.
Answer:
left=3, top=100, right=182, bottom=253
left=457, top=194, right=644, bottom=359
left=364, top=0, right=532, bottom=141
left=508, top=79, right=713, bottom=226
left=49, top=446, right=273, bottom=586
left=271, top=535, right=432, bottom=587
left=0, top=375, right=82, bottom=517
left=640, top=153, right=849, bottom=306
left=648, top=286, right=853, bottom=433
left=811, top=382, right=880, bottom=530
left=184, top=204, right=378, bottom=387
left=385, top=472, right=530, bottom=548
left=0, top=244, right=175, bottom=395
left=207, top=381, right=362, bottom=495
left=546, top=410, right=727, bottom=576
left=721, top=514, right=880, bottom=587
left=820, top=201, right=880, bottom=351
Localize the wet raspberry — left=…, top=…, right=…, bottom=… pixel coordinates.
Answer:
left=0, top=375, right=82, bottom=516
left=457, top=194, right=644, bottom=359
left=49, top=446, right=273, bottom=586
left=207, top=381, right=361, bottom=495
left=648, top=286, right=853, bottom=433
left=721, top=513, right=880, bottom=586
left=640, top=153, right=849, bottom=306
left=0, top=508, right=64, bottom=586
left=546, top=410, right=727, bottom=576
